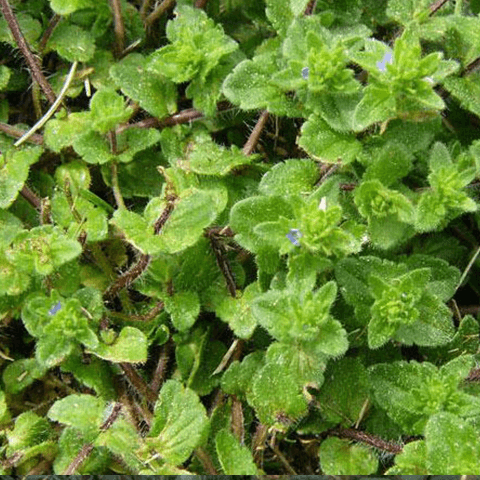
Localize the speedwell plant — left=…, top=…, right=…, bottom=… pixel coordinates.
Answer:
left=1, top=0, right=480, bottom=474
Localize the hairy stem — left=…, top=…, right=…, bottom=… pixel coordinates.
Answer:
left=0, top=0, right=56, bottom=104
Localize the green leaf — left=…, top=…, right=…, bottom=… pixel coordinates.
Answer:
left=363, top=144, right=414, bottom=186
left=47, top=394, right=105, bottom=437
left=110, top=208, right=163, bottom=254
left=369, top=355, right=479, bottom=435
left=387, top=0, right=435, bottom=25
left=247, top=361, right=308, bottom=430
left=0, top=12, right=42, bottom=48
left=44, top=112, right=91, bottom=153
left=88, top=326, right=148, bottom=363
left=215, top=428, right=258, bottom=474
left=163, top=290, right=200, bottom=332
left=6, top=225, right=82, bottom=276
left=2, top=359, right=47, bottom=394
left=258, top=158, right=319, bottom=197
left=229, top=195, right=295, bottom=254
left=298, top=114, right=362, bottom=164
left=6, top=411, right=53, bottom=453
left=89, top=87, right=133, bottom=133
left=144, top=379, right=209, bottom=465
left=317, top=357, right=370, bottom=426
left=0, top=65, right=11, bottom=91
left=385, top=440, right=427, bottom=474
left=179, top=134, right=253, bottom=176
left=319, top=437, right=378, bottom=474
left=222, top=51, right=303, bottom=116
left=146, top=186, right=228, bottom=254
left=0, top=252, right=31, bottom=296
left=116, top=128, right=162, bottom=164
left=46, top=23, right=95, bottom=62
left=424, top=412, right=480, bottom=473
left=147, top=5, right=238, bottom=83
left=252, top=282, right=349, bottom=356
left=0, top=146, right=43, bottom=209
left=215, top=281, right=260, bottom=339
left=110, top=53, right=177, bottom=118
left=48, top=0, right=96, bottom=15
left=265, top=0, right=310, bottom=36
left=95, top=415, right=144, bottom=472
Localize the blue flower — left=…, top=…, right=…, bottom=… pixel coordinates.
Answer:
left=376, top=52, right=393, bottom=72
left=286, top=228, right=302, bottom=247
left=301, top=67, right=309, bottom=79
left=48, top=301, right=62, bottom=316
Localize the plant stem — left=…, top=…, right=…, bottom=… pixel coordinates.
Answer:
left=243, top=110, right=269, bottom=155
left=0, top=0, right=56, bottom=104
left=110, top=0, right=125, bottom=57
left=14, top=61, right=78, bottom=147
left=145, top=0, right=176, bottom=28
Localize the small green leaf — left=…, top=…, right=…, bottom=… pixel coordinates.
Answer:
left=49, top=0, right=96, bottom=15
left=298, top=114, right=362, bottom=163
left=259, top=158, right=319, bottom=197
left=0, top=65, right=11, bottom=91
left=88, top=326, right=148, bottom=363
left=6, top=411, right=53, bottom=453
left=147, top=5, right=238, bottom=83
left=265, top=0, right=310, bottom=36
left=44, top=112, right=91, bottom=152
left=163, top=290, right=200, bottom=332
left=110, top=53, right=177, bottom=118
left=89, top=87, right=132, bottom=134
left=6, top=225, right=82, bottom=276
left=319, top=437, right=378, bottom=474
left=369, top=355, right=479, bottom=435
left=216, top=282, right=261, bottom=339
left=116, top=128, right=162, bottom=164
left=0, top=146, right=43, bottom=209
left=248, top=361, right=308, bottom=430
left=149, top=186, right=228, bottom=254
left=215, top=428, right=258, bottom=474
left=424, top=412, right=480, bottom=473
left=46, top=23, right=95, bottom=62
left=47, top=394, right=105, bottom=437
left=145, top=379, right=209, bottom=465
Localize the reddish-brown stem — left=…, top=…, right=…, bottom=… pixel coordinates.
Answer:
left=63, top=443, right=94, bottom=474
left=0, top=0, right=56, bottom=104
left=103, top=195, right=177, bottom=302
left=20, top=185, right=41, bottom=210
left=145, top=0, right=176, bottom=28
left=140, top=0, right=154, bottom=21
left=103, top=253, right=151, bottom=303
left=231, top=395, right=245, bottom=444
left=304, top=0, right=317, bottom=15
left=194, top=0, right=208, bottom=7
left=329, top=427, right=404, bottom=454
left=0, top=122, right=43, bottom=144
left=429, top=0, right=450, bottom=15
left=243, top=110, right=269, bottom=156
left=149, top=337, right=172, bottom=393
left=38, top=13, right=61, bottom=52
left=120, top=362, right=158, bottom=404
left=206, top=230, right=237, bottom=297
left=195, top=447, right=218, bottom=474
left=252, top=423, right=269, bottom=463
left=110, top=0, right=125, bottom=57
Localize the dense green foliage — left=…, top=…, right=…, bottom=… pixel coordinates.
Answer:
left=1, top=0, right=480, bottom=474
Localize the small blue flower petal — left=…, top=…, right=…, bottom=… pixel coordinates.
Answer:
left=48, top=301, right=62, bottom=316
left=301, top=67, right=309, bottom=79
left=376, top=52, right=393, bottom=72
left=286, top=228, right=302, bottom=247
